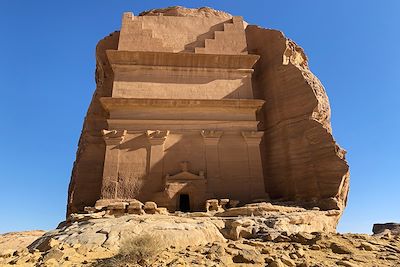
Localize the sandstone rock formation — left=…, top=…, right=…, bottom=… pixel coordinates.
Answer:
left=67, top=6, right=349, bottom=221
left=0, top=230, right=45, bottom=257
left=1, top=214, right=400, bottom=266
left=373, top=223, right=400, bottom=237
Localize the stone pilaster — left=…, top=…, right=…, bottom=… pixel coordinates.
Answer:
left=101, top=129, right=127, bottom=199
left=201, top=130, right=223, bottom=193
left=146, top=130, right=169, bottom=191
left=241, top=131, right=267, bottom=200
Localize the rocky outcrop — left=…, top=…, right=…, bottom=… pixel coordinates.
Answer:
left=29, top=215, right=226, bottom=253
left=139, top=6, right=232, bottom=18
left=67, top=31, right=119, bottom=215
left=30, top=203, right=343, bottom=251
left=0, top=230, right=45, bottom=257
left=67, top=6, right=349, bottom=218
left=373, top=223, right=400, bottom=237
left=2, top=216, right=400, bottom=266
left=246, top=26, right=349, bottom=210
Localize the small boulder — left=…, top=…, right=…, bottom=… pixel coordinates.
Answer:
left=330, top=242, right=352, bottom=254
left=358, top=242, right=376, bottom=251
left=268, top=259, right=285, bottom=267
left=144, top=201, right=157, bottom=214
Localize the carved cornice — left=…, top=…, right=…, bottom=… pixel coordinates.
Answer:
left=146, top=130, right=169, bottom=145
left=100, top=97, right=265, bottom=110
left=102, top=129, right=127, bottom=145
left=106, top=50, right=260, bottom=70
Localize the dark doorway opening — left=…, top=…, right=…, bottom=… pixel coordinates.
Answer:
left=179, top=194, right=190, bottom=212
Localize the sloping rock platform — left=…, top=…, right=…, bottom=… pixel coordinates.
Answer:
left=1, top=210, right=399, bottom=266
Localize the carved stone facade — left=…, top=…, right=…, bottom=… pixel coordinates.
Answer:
left=67, top=7, right=349, bottom=215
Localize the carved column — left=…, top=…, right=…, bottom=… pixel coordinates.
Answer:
left=146, top=130, right=169, bottom=191
left=101, top=129, right=127, bottom=199
left=242, top=131, right=267, bottom=200
left=201, top=130, right=223, bottom=194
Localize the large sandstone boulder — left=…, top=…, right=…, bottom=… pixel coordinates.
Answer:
left=373, top=223, right=400, bottom=236
left=67, top=6, right=349, bottom=218
left=29, top=215, right=226, bottom=253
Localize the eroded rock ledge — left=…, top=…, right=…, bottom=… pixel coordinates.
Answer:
left=1, top=212, right=399, bottom=266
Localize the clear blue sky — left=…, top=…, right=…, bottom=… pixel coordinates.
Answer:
left=0, top=1, right=399, bottom=234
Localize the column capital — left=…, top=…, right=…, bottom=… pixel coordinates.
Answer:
left=201, top=130, right=223, bottom=146
left=241, top=131, right=263, bottom=145
left=146, top=130, right=169, bottom=145
left=102, top=129, right=127, bottom=145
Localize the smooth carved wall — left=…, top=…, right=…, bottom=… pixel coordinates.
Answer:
left=112, top=68, right=253, bottom=99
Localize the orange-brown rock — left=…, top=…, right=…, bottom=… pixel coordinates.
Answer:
left=246, top=26, right=349, bottom=209
left=67, top=6, right=349, bottom=218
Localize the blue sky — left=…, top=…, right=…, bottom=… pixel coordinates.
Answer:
left=0, top=1, right=399, bottom=234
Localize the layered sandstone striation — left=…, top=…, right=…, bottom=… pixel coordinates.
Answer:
left=67, top=6, right=349, bottom=220
left=246, top=27, right=350, bottom=210
left=67, top=31, right=120, bottom=215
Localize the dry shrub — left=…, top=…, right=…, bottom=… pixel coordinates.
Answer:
left=92, top=233, right=163, bottom=267
left=121, top=234, right=160, bottom=263
left=117, top=233, right=162, bottom=266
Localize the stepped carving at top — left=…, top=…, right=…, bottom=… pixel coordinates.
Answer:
left=195, top=16, right=248, bottom=55
left=67, top=6, right=349, bottom=223
left=118, top=12, right=174, bottom=52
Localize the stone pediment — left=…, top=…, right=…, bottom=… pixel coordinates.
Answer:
left=166, top=171, right=205, bottom=182
left=166, top=161, right=205, bottom=182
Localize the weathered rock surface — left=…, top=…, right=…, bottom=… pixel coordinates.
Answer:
left=30, top=215, right=225, bottom=253
left=67, top=6, right=349, bottom=217
left=373, top=223, right=400, bottom=236
left=1, top=217, right=400, bottom=266
left=246, top=25, right=349, bottom=210
left=0, top=230, right=45, bottom=257
left=139, top=6, right=233, bottom=18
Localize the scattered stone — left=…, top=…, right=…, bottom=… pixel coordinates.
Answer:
left=359, top=242, right=376, bottom=251
left=144, top=201, right=158, bottom=214
left=43, top=248, right=64, bottom=262
left=331, top=242, right=352, bottom=254
left=206, top=199, right=220, bottom=212
left=106, top=202, right=128, bottom=216
left=127, top=199, right=145, bottom=215
left=373, top=223, right=400, bottom=236
left=290, top=232, right=317, bottom=244
left=280, top=255, right=296, bottom=266
left=268, top=259, right=285, bottom=267
left=219, top=199, right=230, bottom=210
left=336, top=260, right=358, bottom=267
left=208, top=244, right=225, bottom=256
left=83, top=206, right=97, bottom=213
left=310, top=244, right=321, bottom=250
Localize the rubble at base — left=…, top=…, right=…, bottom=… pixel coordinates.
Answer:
left=1, top=203, right=399, bottom=266
left=1, top=215, right=400, bottom=266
